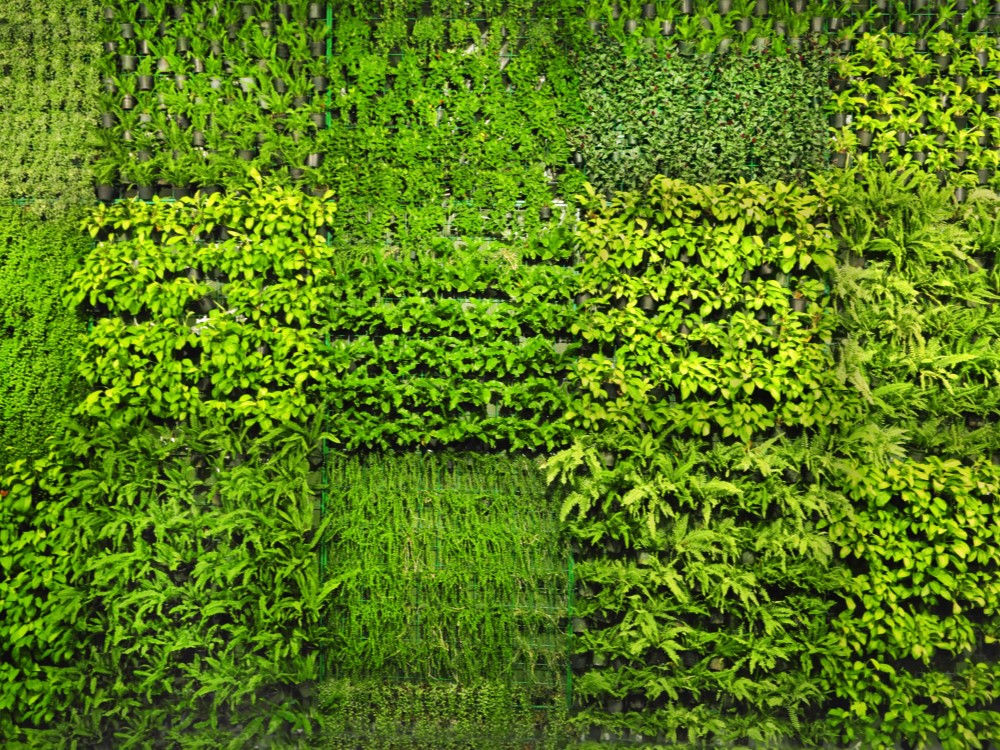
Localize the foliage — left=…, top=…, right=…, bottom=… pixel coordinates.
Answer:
left=0, top=0, right=100, bottom=211
left=322, top=0, right=586, bottom=249
left=324, top=451, right=567, bottom=686
left=814, top=164, right=1000, bottom=749
left=569, top=177, right=850, bottom=443
left=322, top=233, right=577, bottom=451
left=822, top=456, right=1000, bottom=750
left=576, top=36, right=831, bottom=194
left=0, top=208, right=89, bottom=468
left=545, top=433, right=849, bottom=748
left=544, top=178, right=854, bottom=746
left=314, top=678, right=571, bottom=750
left=0, top=417, right=348, bottom=749
left=830, top=28, right=1000, bottom=189
left=73, top=174, right=337, bottom=430
left=815, top=165, right=1000, bottom=460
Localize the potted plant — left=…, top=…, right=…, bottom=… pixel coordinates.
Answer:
left=906, top=132, right=935, bottom=164
left=94, top=160, right=118, bottom=201
left=928, top=30, right=956, bottom=71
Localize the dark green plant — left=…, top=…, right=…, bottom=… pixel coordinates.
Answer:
left=314, top=678, right=571, bottom=750
left=0, top=207, right=89, bottom=468
left=324, top=451, right=568, bottom=687
left=575, top=36, right=831, bottom=194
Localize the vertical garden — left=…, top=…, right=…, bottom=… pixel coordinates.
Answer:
left=2, top=1, right=1000, bottom=749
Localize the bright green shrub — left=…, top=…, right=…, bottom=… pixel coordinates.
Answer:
left=816, top=165, right=1000, bottom=748
left=818, top=166, right=1000, bottom=461
left=545, top=177, right=854, bottom=747
left=2, top=179, right=344, bottom=747
left=823, top=457, right=1000, bottom=750
left=322, top=234, right=577, bottom=451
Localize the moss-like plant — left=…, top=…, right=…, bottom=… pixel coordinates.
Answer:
left=0, top=208, right=89, bottom=468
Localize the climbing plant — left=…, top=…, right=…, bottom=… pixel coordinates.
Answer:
left=0, top=208, right=89, bottom=468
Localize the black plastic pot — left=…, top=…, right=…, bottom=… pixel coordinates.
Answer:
left=954, top=150, right=968, bottom=167
left=661, top=19, right=674, bottom=35
left=176, top=36, right=191, bottom=53
left=120, top=22, right=134, bottom=39
left=915, top=38, right=928, bottom=53
left=276, top=43, right=290, bottom=60
left=979, top=169, right=993, bottom=185
left=754, top=0, right=768, bottom=16
left=310, top=40, right=325, bottom=57
left=289, top=167, right=305, bottom=181
left=643, top=2, right=656, bottom=18
left=313, top=75, right=328, bottom=92
left=305, top=152, right=324, bottom=168
left=122, top=94, right=136, bottom=110
left=810, top=16, right=824, bottom=33
left=121, top=54, right=138, bottom=71
left=792, top=297, right=807, bottom=313
left=832, top=151, right=847, bottom=168
left=639, top=294, right=655, bottom=311
left=137, top=39, right=151, bottom=56
left=955, top=186, right=968, bottom=203
left=137, top=185, right=154, bottom=201
left=718, top=0, right=732, bottom=13
left=871, top=75, right=890, bottom=91
left=277, top=3, right=292, bottom=18
left=308, top=2, right=323, bottom=19
left=539, top=205, right=552, bottom=220
left=192, top=131, right=206, bottom=147
left=575, top=292, right=592, bottom=307
left=310, top=112, right=326, bottom=128
left=103, top=40, right=118, bottom=54
left=238, top=149, right=255, bottom=161
left=96, top=185, right=115, bottom=201
left=953, top=74, right=967, bottom=90
left=913, top=151, right=927, bottom=164
left=829, top=113, right=846, bottom=128
left=954, top=115, right=969, bottom=129
left=273, top=77, right=287, bottom=93
left=170, top=4, right=184, bottom=19
left=100, top=112, right=116, bottom=128
left=935, top=54, right=950, bottom=70
left=171, top=186, right=191, bottom=199
left=137, top=74, right=154, bottom=91
left=857, top=130, right=874, bottom=148
left=736, top=16, right=751, bottom=32
left=896, top=131, right=909, bottom=147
